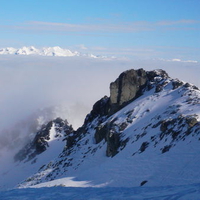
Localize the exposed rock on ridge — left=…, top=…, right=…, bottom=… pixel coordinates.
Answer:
left=109, top=68, right=169, bottom=114
left=71, top=68, right=171, bottom=157
left=110, top=68, right=147, bottom=106
left=14, top=118, right=73, bottom=162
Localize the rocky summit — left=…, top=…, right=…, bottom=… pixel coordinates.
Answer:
left=0, top=68, right=200, bottom=190
left=109, top=68, right=169, bottom=113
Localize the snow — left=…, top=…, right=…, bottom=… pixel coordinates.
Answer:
left=0, top=46, right=106, bottom=58
left=41, top=46, right=77, bottom=57
left=0, top=122, right=66, bottom=191
left=29, top=177, right=92, bottom=188
left=1, top=183, right=200, bottom=200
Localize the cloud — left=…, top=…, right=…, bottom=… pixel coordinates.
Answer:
left=81, top=45, right=199, bottom=63
left=157, top=20, right=200, bottom=26
left=77, top=44, right=88, bottom=50
left=24, top=21, right=151, bottom=33
left=159, top=58, right=198, bottom=63
left=2, top=19, right=199, bottom=35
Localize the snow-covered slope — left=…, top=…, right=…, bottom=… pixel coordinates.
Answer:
left=0, top=68, right=200, bottom=197
left=0, top=118, right=73, bottom=191
left=1, top=183, right=200, bottom=200
left=0, top=46, right=100, bottom=58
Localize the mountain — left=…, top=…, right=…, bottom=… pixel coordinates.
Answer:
left=0, top=46, right=101, bottom=58
left=0, top=68, right=200, bottom=198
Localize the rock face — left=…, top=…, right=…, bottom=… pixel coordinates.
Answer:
left=84, top=96, right=110, bottom=125
left=110, top=69, right=147, bottom=106
left=94, top=120, right=121, bottom=157
left=109, top=68, right=169, bottom=114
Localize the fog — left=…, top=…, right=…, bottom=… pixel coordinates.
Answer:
left=0, top=55, right=199, bottom=151
left=0, top=56, right=129, bottom=130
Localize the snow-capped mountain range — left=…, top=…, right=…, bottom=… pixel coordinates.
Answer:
left=0, top=68, right=200, bottom=199
left=0, top=46, right=101, bottom=58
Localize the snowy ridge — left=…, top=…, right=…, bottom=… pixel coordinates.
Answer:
left=0, top=46, right=102, bottom=58
left=0, top=68, right=200, bottom=199
left=0, top=118, right=73, bottom=191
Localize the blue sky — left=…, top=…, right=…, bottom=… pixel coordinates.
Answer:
left=0, top=0, right=200, bottom=61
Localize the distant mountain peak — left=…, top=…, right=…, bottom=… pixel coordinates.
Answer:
left=0, top=46, right=103, bottom=58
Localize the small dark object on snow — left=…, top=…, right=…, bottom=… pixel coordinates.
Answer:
left=140, top=180, right=148, bottom=186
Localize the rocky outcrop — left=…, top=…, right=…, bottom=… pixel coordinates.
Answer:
left=106, top=130, right=121, bottom=157
left=94, top=120, right=121, bottom=157
left=110, top=69, right=147, bottom=106
left=78, top=68, right=171, bottom=157
left=84, top=96, right=110, bottom=125
left=109, top=68, right=169, bottom=114
left=14, top=118, right=73, bottom=162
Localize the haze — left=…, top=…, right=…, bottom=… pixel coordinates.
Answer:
left=0, top=55, right=199, bottom=131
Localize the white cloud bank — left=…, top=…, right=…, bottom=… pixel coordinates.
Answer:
left=159, top=58, right=198, bottom=63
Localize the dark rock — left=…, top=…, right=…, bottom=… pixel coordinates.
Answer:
left=140, top=180, right=148, bottom=186
left=146, top=69, right=169, bottom=81
left=155, top=84, right=163, bottom=93
left=184, top=83, right=191, bottom=88
left=94, top=125, right=107, bottom=144
left=172, top=79, right=183, bottom=89
left=84, top=96, right=110, bottom=124
left=161, top=145, right=172, bottom=153
left=109, top=69, right=169, bottom=114
left=186, top=116, right=198, bottom=127
left=106, top=130, right=121, bottom=157
left=119, top=122, right=128, bottom=132
left=66, top=134, right=77, bottom=149
left=139, top=142, right=149, bottom=153
left=160, top=120, right=171, bottom=132
left=110, top=69, right=147, bottom=113
left=120, top=138, right=130, bottom=151
left=192, top=85, right=199, bottom=90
